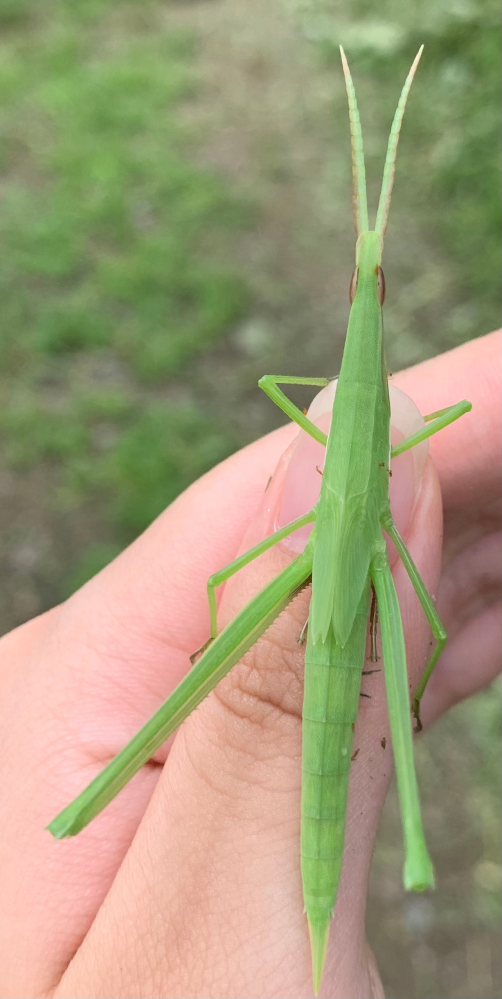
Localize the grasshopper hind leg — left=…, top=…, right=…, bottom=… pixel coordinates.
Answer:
left=381, top=514, right=446, bottom=731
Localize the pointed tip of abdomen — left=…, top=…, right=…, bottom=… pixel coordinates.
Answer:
left=308, top=916, right=330, bottom=996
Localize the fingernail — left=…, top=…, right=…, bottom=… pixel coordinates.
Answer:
left=387, top=385, right=429, bottom=541
left=269, top=381, right=429, bottom=554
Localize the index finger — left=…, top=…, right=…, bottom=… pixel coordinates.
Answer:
left=394, top=330, right=501, bottom=511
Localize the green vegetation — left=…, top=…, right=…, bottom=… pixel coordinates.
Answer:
left=291, top=0, right=500, bottom=334
left=0, top=0, right=246, bottom=588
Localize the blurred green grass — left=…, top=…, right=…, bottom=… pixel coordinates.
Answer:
left=0, top=0, right=248, bottom=587
left=292, top=0, right=501, bottom=316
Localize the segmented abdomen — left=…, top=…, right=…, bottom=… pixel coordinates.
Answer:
left=301, top=586, right=370, bottom=924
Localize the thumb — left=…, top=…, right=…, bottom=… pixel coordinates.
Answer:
left=275, top=378, right=429, bottom=549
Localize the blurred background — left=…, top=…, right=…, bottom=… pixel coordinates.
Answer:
left=0, top=1, right=499, bottom=996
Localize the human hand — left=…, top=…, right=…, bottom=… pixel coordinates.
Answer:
left=393, top=331, right=501, bottom=728
left=0, top=332, right=499, bottom=999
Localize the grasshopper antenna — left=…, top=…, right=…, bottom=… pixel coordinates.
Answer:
left=375, top=46, right=424, bottom=237
left=340, top=46, right=369, bottom=236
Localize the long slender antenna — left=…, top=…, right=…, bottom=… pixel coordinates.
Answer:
left=375, top=46, right=424, bottom=237
left=340, top=46, right=369, bottom=236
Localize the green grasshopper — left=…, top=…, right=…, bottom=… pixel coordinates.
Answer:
left=48, top=47, right=472, bottom=993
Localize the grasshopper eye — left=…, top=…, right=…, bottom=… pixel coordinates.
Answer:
left=377, top=266, right=386, bottom=306
left=349, top=267, right=359, bottom=304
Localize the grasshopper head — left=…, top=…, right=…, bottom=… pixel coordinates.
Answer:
left=350, top=230, right=385, bottom=307
left=356, top=230, right=383, bottom=270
